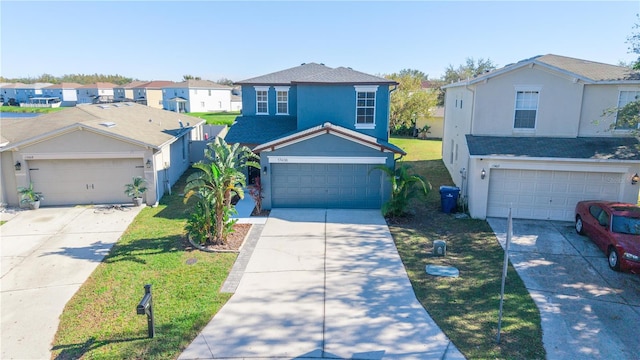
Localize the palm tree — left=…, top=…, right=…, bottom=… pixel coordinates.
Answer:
left=184, top=138, right=259, bottom=244
left=372, top=164, right=431, bottom=217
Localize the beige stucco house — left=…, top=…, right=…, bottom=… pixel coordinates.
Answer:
left=114, top=81, right=148, bottom=102
left=0, top=103, right=205, bottom=207
left=133, top=81, right=175, bottom=109
left=442, top=54, right=640, bottom=221
left=416, top=106, right=444, bottom=139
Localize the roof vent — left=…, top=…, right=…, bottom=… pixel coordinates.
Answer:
left=100, top=122, right=116, bottom=128
left=98, top=105, right=110, bottom=109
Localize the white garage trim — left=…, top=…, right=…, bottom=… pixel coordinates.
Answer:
left=267, top=156, right=386, bottom=164
left=20, top=152, right=147, bottom=160
left=473, top=155, right=640, bottom=166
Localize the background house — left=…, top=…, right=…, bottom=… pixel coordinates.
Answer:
left=0, top=103, right=206, bottom=207
left=76, top=82, right=116, bottom=104
left=13, top=83, right=53, bottom=104
left=442, top=54, right=640, bottom=221
left=114, top=81, right=147, bottom=102
left=133, top=80, right=174, bottom=109
left=416, top=106, right=444, bottom=139
left=226, top=62, right=404, bottom=210
left=162, top=80, right=233, bottom=113
left=42, top=83, right=82, bottom=107
left=1, top=83, right=25, bottom=105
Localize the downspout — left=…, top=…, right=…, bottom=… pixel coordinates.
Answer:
left=388, top=84, right=398, bottom=140
left=463, top=79, right=475, bottom=211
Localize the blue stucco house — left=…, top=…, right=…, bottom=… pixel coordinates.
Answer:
left=226, top=63, right=404, bottom=210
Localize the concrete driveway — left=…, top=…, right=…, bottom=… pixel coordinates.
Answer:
left=0, top=205, right=142, bottom=360
left=487, top=218, right=640, bottom=360
left=180, top=209, right=464, bottom=360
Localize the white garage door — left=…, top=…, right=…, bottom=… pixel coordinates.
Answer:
left=28, top=158, right=145, bottom=206
left=487, top=169, right=622, bottom=221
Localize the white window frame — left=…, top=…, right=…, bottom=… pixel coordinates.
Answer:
left=354, top=85, right=378, bottom=129
left=275, top=86, right=290, bottom=115
left=255, top=86, right=269, bottom=115
left=614, top=89, right=640, bottom=130
left=513, top=85, right=541, bottom=133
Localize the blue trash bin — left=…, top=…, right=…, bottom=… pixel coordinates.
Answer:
left=439, top=186, right=460, bottom=213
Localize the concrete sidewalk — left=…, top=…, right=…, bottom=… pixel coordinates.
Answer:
left=0, top=205, right=142, bottom=360
left=180, top=208, right=464, bottom=360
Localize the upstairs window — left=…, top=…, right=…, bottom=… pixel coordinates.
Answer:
left=615, top=90, right=640, bottom=130
left=514, top=89, right=540, bottom=129
left=355, top=85, right=378, bottom=129
left=275, top=86, right=289, bottom=115
left=255, top=86, right=269, bottom=115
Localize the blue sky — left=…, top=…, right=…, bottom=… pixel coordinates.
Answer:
left=1, top=1, right=638, bottom=82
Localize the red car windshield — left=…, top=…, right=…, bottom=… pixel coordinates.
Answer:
left=611, top=215, right=640, bottom=235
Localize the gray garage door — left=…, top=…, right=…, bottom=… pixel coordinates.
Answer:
left=28, top=158, right=145, bottom=206
left=271, top=163, right=383, bottom=208
left=487, top=169, right=622, bottom=221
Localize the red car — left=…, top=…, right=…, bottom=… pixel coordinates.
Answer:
left=575, top=200, right=640, bottom=273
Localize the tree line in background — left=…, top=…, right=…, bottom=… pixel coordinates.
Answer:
left=0, top=73, right=236, bottom=86
left=0, top=73, right=135, bottom=85
left=385, top=57, right=498, bottom=135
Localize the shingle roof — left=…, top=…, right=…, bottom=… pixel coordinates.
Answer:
left=235, top=63, right=396, bottom=85
left=235, top=63, right=332, bottom=85
left=135, top=81, right=174, bottom=89
left=168, top=80, right=232, bottom=89
left=77, top=82, right=118, bottom=89
left=43, top=82, right=83, bottom=89
left=0, top=83, right=27, bottom=89
left=225, top=115, right=297, bottom=146
left=446, top=54, right=640, bottom=88
left=0, top=103, right=205, bottom=150
left=535, top=54, right=640, bottom=81
left=466, top=135, right=640, bottom=161
left=116, top=81, right=148, bottom=89
left=295, top=67, right=397, bottom=85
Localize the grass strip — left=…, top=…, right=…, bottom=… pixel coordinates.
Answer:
left=389, top=137, right=545, bottom=359
left=188, top=111, right=240, bottom=126
left=51, top=176, right=236, bottom=360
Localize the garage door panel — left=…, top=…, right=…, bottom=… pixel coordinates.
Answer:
left=271, top=162, right=382, bottom=209
left=488, top=169, right=623, bottom=221
left=28, top=159, right=144, bottom=206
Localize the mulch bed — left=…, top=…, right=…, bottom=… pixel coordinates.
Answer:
left=200, top=223, right=252, bottom=252
left=188, top=207, right=271, bottom=252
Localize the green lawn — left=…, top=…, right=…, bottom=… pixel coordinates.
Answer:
left=188, top=111, right=240, bottom=126
left=51, top=173, right=236, bottom=359
left=389, top=136, right=545, bottom=359
left=1, top=105, right=66, bottom=114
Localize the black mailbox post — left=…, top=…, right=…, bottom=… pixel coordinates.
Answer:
left=136, top=284, right=155, bottom=338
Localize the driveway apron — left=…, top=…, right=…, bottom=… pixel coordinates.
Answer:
left=487, top=218, right=640, bottom=360
left=1, top=205, right=143, bottom=360
left=180, top=208, right=464, bottom=359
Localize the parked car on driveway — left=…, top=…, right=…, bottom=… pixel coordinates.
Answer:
left=575, top=200, right=640, bottom=273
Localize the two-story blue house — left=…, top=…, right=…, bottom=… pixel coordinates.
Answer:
left=226, top=63, right=404, bottom=210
